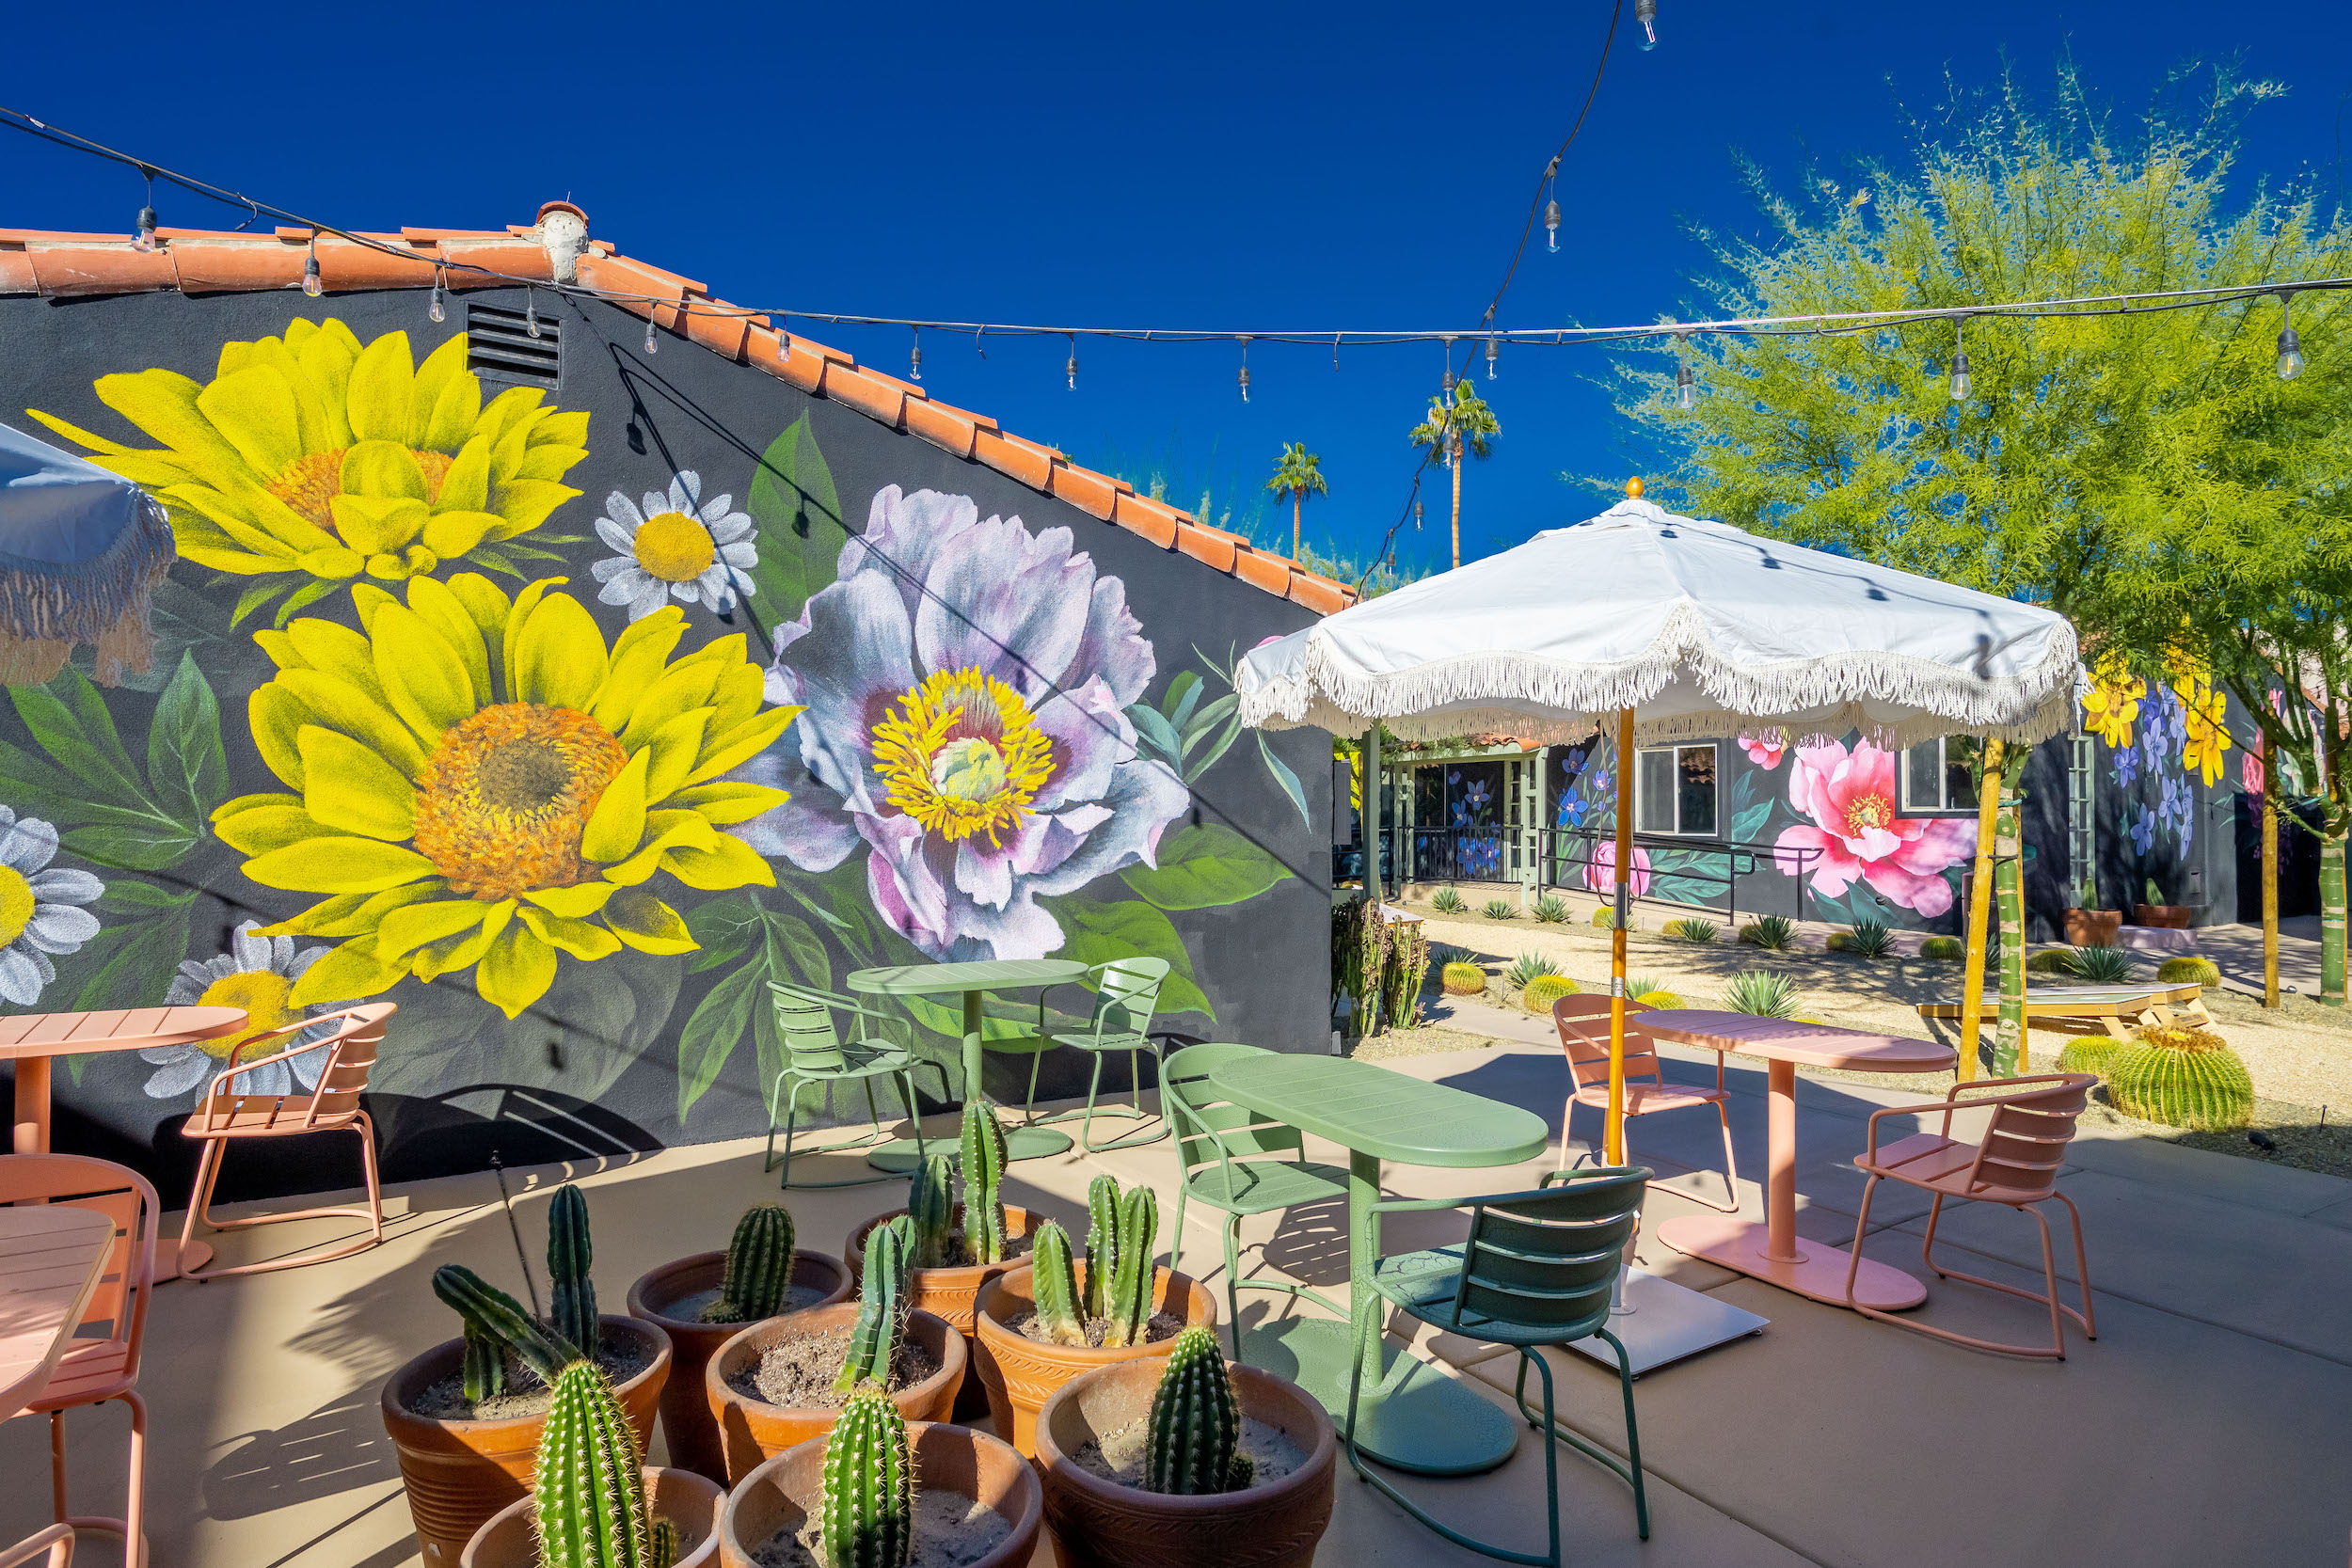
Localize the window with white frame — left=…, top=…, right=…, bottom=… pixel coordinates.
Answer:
left=1634, top=744, right=1718, bottom=836
left=1901, top=736, right=1980, bottom=815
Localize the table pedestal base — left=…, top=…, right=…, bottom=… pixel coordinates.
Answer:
left=1562, top=1267, right=1769, bottom=1376
left=865, top=1125, right=1072, bottom=1173
left=1657, top=1215, right=1926, bottom=1310
left=1240, top=1317, right=1518, bottom=1477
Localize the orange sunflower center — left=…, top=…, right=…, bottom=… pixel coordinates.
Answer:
left=1843, top=793, right=1893, bottom=837
left=411, top=703, right=629, bottom=900
left=268, top=449, right=456, bottom=531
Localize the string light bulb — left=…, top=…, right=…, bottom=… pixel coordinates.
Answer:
left=1486, top=335, right=1499, bottom=380
left=644, top=317, right=659, bottom=355
left=2276, top=293, right=2306, bottom=380
left=525, top=291, right=541, bottom=339
left=134, top=169, right=158, bottom=252
left=1238, top=338, right=1252, bottom=403
left=1948, top=317, right=1972, bottom=402
left=1545, top=197, right=1562, bottom=253
left=301, top=238, right=322, bottom=298
left=1635, top=0, right=1658, bottom=49
left=1413, top=497, right=1423, bottom=531
left=909, top=327, right=923, bottom=382
left=1066, top=334, right=1078, bottom=390
left=427, top=267, right=446, bottom=323
left=1675, top=359, right=1694, bottom=410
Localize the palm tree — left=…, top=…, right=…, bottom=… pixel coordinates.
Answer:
left=1407, top=379, right=1500, bottom=568
left=1264, top=442, right=1328, bottom=560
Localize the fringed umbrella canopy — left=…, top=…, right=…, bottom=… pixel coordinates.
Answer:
left=1237, top=496, right=2078, bottom=750
left=0, top=420, right=174, bottom=687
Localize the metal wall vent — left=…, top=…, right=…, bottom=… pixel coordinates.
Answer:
left=466, top=301, right=562, bottom=389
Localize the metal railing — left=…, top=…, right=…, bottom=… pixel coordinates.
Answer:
left=1400, top=825, right=1820, bottom=925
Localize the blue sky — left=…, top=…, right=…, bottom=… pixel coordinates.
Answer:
left=7, top=2, right=2349, bottom=578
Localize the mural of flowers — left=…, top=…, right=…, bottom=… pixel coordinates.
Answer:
left=143, top=921, right=340, bottom=1098
left=2129, top=804, right=2156, bottom=856
left=752, top=486, right=1187, bottom=961
left=29, top=319, right=589, bottom=620
left=1583, top=839, right=1653, bottom=897
left=2242, top=735, right=2265, bottom=797
left=1739, top=732, right=1786, bottom=769
left=2176, top=679, right=2232, bottom=786
left=0, top=806, right=103, bottom=1006
left=2112, top=736, right=2140, bottom=791
left=2082, top=665, right=2144, bottom=749
left=594, top=471, right=758, bottom=621
left=1771, top=738, right=1975, bottom=916
left=213, top=575, right=796, bottom=1018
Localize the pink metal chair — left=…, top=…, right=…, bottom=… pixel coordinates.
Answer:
left=1552, top=994, right=1739, bottom=1212
left=1845, top=1071, right=2098, bottom=1359
left=0, top=1525, right=73, bottom=1568
left=175, top=1002, right=394, bottom=1280
left=2, top=1153, right=156, bottom=1567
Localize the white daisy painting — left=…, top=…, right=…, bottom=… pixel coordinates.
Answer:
left=0, top=805, right=103, bottom=1006
left=142, top=921, right=339, bottom=1100
left=592, top=470, right=759, bottom=621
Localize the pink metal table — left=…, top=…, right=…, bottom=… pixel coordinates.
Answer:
left=0, top=1203, right=113, bottom=1421
left=1637, top=1010, right=1956, bottom=1311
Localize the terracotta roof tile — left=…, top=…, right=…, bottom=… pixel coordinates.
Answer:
left=0, top=209, right=1359, bottom=617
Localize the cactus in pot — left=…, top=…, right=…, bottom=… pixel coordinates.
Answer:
left=1025, top=1221, right=1088, bottom=1347
left=701, top=1203, right=798, bottom=1324
left=906, top=1155, right=957, bottom=1269
left=532, top=1359, right=679, bottom=1568
left=432, top=1263, right=580, bottom=1395
left=822, top=1389, right=914, bottom=1568
left=1144, top=1326, right=1253, bottom=1496
left=836, top=1216, right=913, bottom=1393
left=1099, top=1180, right=1159, bottom=1348
left=960, top=1100, right=1009, bottom=1264
left=548, top=1182, right=600, bottom=1360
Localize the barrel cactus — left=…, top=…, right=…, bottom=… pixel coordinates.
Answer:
left=1625, top=975, right=1680, bottom=1009
left=906, top=1154, right=956, bottom=1269
left=432, top=1264, right=580, bottom=1394
left=703, top=1204, right=797, bottom=1323
left=2106, top=1024, right=2253, bottom=1132
left=1521, top=974, right=1581, bottom=1013
left=960, top=1100, right=1009, bottom=1264
left=1025, top=1220, right=1087, bottom=1347
left=822, top=1389, right=914, bottom=1568
left=2026, top=948, right=2076, bottom=975
left=1440, top=961, right=1486, bottom=995
left=836, top=1216, right=911, bottom=1393
left=2157, top=955, right=2221, bottom=985
left=532, top=1359, right=675, bottom=1568
left=548, top=1183, right=600, bottom=1360
left=1919, top=935, right=1964, bottom=959
left=2056, top=1035, right=2128, bottom=1079
left=1145, top=1325, right=1253, bottom=1496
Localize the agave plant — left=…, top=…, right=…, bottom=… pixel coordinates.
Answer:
left=1532, top=894, right=1569, bottom=924
left=1625, top=974, right=1683, bottom=1009
left=1740, top=914, right=1796, bottom=951
left=1431, top=886, right=1469, bottom=914
left=1482, top=898, right=1518, bottom=920
left=1663, top=916, right=1720, bottom=944
left=1842, top=920, right=1896, bottom=960
left=2064, top=944, right=2137, bottom=984
left=1504, top=950, right=1564, bottom=989
left=1721, top=970, right=1801, bottom=1020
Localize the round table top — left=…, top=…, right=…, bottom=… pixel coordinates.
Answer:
left=0, top=1005, right=247, bottom=1061
left=1207, top=1053, right=1549, bottom=1168
left=0, top=1205, right=114, bottom=1420
left=1638, top=1009, right=1956, bottom=1073
left=846, top=959, right=1090, bottom=997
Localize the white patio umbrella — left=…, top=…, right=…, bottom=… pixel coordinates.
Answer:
left=1240, top=490, right=2078, bottom=1165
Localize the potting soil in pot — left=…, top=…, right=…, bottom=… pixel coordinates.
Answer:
left=752, top=1491, right=1009, bottom=1568
left=1070, top=1416, right=1307, bottom=1489
left=724, top=1323, right=942, bottom=1411
left=1000, top=1308, right=1188, bottom=1349
left=921, top=1229, right=1034, bottom=1269
left=408, top=1325, right=656, bottom=1422
left=665, top=1282, right=829, bottom=1325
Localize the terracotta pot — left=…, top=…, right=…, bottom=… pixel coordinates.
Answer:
left=1035, top=1359, right=1336, bottom=1568
left=380, top=1315, right=671, bottom=1568
left=2136, top=904, right=2193, bottom=929
left=704, top=1302, right=965, bottom=1484
left=718, top=1420, right=1041, bottom=1568
left=627, top=1248, right=852, bottom=1483
left=2064, top=909, right=2122, bottom=946
left=849, top=1202, right=1035, bottom=1420
left=972, top=1263, right=1218, bottom=1459
left=461, top=1465, right=723, bottom=1568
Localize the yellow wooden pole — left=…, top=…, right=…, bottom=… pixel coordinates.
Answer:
left=1956, top=736, right=2005, bottom=1084
left=2264, top=743, right=2281, bottom=1008
left=1607, top=706, right=1633, bottom=1164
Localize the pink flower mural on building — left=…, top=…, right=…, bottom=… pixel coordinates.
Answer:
left=1583, top=839, right=1654, bottom=897
left=1739, top=733, right=1786, bottom=770
left=1772, top=738, right=1975, bottom=916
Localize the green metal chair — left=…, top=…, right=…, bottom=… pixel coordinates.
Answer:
left=1161, top=1042, right=1351, bottom=1363
left=1007, top=957, right=1172, bottom=1151
left=1349, top=1166, right=1653, bottom=1565
left=764, top=981, right=948, bottom=1190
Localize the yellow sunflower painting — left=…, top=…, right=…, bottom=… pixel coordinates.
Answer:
left=28, top=317, right=587, bottom=618
left=211, top=573, right=796, bottom=1018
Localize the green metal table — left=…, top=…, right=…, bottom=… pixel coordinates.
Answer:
left=1205, top=1053, right=1549, bottom=1477
left=847, top=959, right=1090, bottom=1169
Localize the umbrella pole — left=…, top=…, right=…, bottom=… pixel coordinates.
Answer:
left=1607, top=707, right=1632, bottom=1165
left=1956, top=736, right=2005, bottom=1084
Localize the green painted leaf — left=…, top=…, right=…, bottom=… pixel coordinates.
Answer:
left=96, top=880, right=197, bottom=912
left=1257, top=733, right=1311, bottom=828
left=678, top=958, right=760, bottom=1120
left=1163, top=671, right=1203, bottom=729
left=1126, top=704, right=1184, bottom=767
left=147, top=651, right=228, bottom=832
left=10, top=676, right=147, bottom=809
left=272, top=578, right=341, bottom=628
left=1120, top=824, right=1291, bottom=911
left=745, top=414, right=846, bottom=624
left=1181, top=693, right=1239, bottom=748
left=1182, top=713, right=1244, bottom=784
left=230, top=584, right=284, bottom=628
left=1047, top=897, right=1214, bottom=1020
left=685, top=890, right=766, bottom=974
left=71, top=903, right=194, bottom=1013
left=1730, top=799, right=1773, bottom=845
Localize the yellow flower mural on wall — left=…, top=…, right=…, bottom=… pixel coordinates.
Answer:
left=2175, top=676, right=2233, bottom=787
left=2082, top=659, right=2145, bottom=749
left=28, top=319, right=586, bottom=618
left=211, top=573, right=796, bottom=1018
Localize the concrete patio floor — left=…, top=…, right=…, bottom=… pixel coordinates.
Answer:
left=7, top=1036, right=2348, bottom=1568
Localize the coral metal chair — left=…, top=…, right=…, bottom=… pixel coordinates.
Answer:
left=175, top=1002, right=395, bottom=1280
left=1845, top=1071, right=2099, bottom=1359
left=1551, top=994, right=1739, bottom=1212
left=0, top=1525, right=72, bottom=1568
left=2, top=1154, right=158, bottom=1567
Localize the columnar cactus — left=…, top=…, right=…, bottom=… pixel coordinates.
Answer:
left=433, top=1263, right=579, bottom=1383
left=461, top=1316, right=506, bottom=1403
left=836, top=1216, right=911, bottom=1393
left=821, top=1389, right=914, bottom=1568
left=1101, top=1180, right=1159, bottom=1348
left=649, top=1521, right=680, bottom=1568
left=704, top=1203, right=797, bottom=1323
left=1025, top=1220, right=1088, bottom=1347
left=906, top=1155, right=956, bottom=1269
left=1082, top=1173, right=1120, bottom=1319
left=532, top=1360, right=665, bottom=1568
left=1144, top=1325, right=1252, bottom=1497
left=960, top=1100, right=1009, bottom=1264
left=548, top=1183, right=600, bottom=1360
left=2106, top=1025, right=2253, bottom=1131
